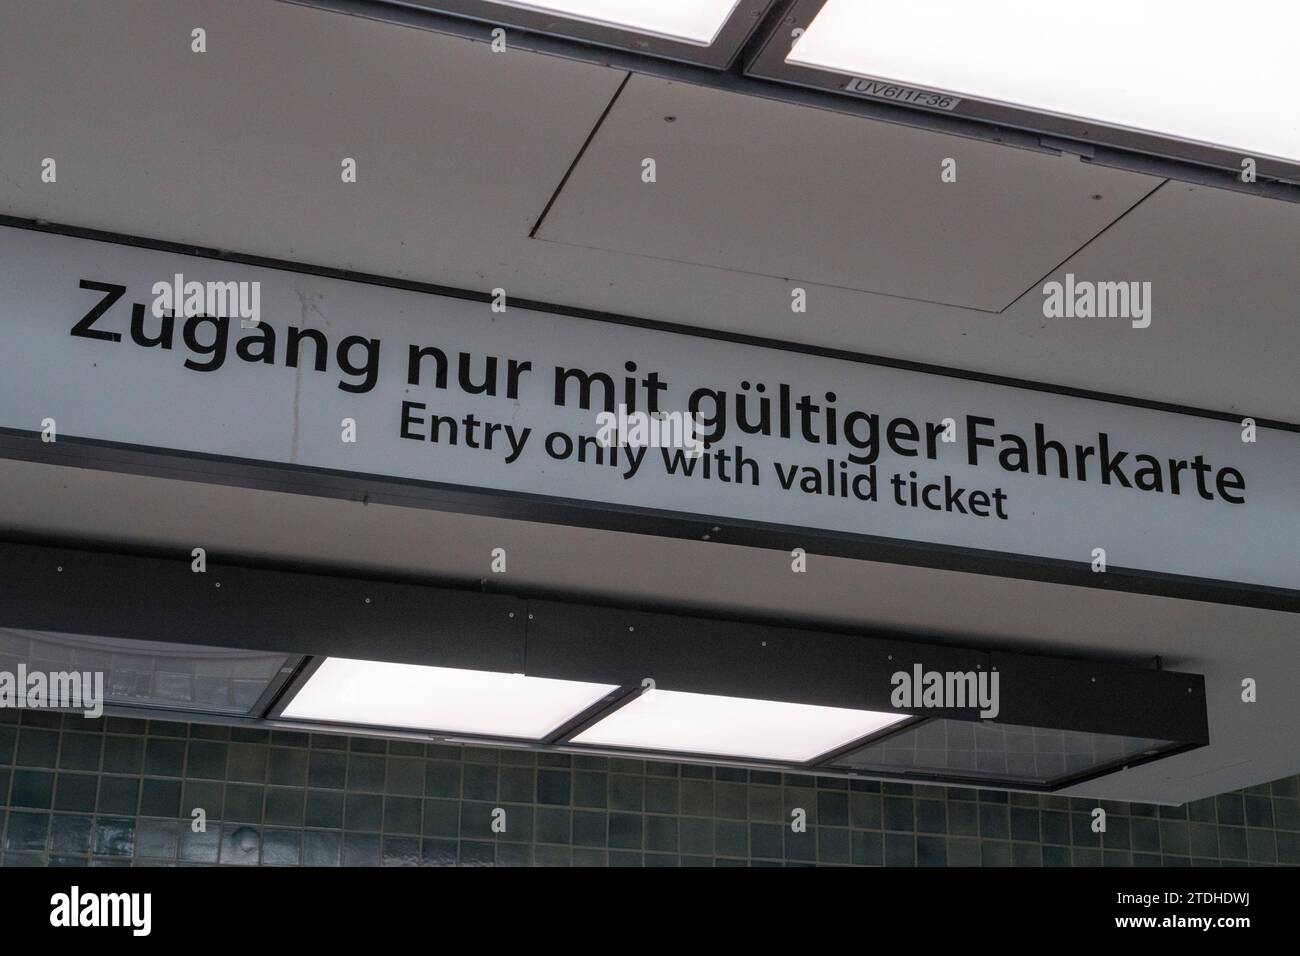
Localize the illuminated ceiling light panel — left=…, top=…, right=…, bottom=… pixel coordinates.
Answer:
left=570, top=688, right=907, bottom=762
left=280, top=658, right=618, bottom=739
left=481, top=0, right=742, bottom=45
left=787, top=0, right=1300, bottom=163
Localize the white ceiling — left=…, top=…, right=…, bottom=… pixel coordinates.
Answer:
left=1, top=0, right=1297, bottom=420
left=535, top=74, right=1162, bottom=312
left=1004, top=180, right=1300, bottom=422
left=0, top=0, right=623, bottom=270
left=0, top=0, right=1296, bottom=803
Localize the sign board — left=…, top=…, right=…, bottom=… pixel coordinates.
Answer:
left=1, top=224, right=1296, bottom=604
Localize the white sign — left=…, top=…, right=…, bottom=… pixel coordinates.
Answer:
left=1, top=226, right=1296, bottom=594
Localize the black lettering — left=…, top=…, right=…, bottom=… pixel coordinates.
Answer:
left=1190, top=455, right=1215, bottom=501
left=182, top=315, right=229, bottom=372
left=1034, top=423, right=1069, bottom=478
left=458, top=353, right=497, bottom=395
left=886, top=417, right=920, bottom=457
left=407, top=345, right=448, bottom=388
left=286, top=326, right=327, bottom=372
left=337, top=335, right=380, bottom=394
left=1097, top=432, right=1131, bottom=487
left=966, top=415, right=995, bottom=466
left=1217, top=467, right=1246, bottom=504
left=505, top=359, right=532, bottom=400
left=71, top=280, right=125, bottom=342
left=236, top=323, right=277, bottom=363
left=129, top=302, right=173, bottom=348
left=399, top=401, right=426, bottom=440
left=555, top=367, right=615, bottom=412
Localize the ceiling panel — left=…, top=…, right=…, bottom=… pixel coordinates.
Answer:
left=535, top=74, right=1162, bottom=311
left=1001, top=181, right=1300, bottom=421
left=0, top=0, right=624, bottom=260
left=1, top=0, right=1295, bottom=421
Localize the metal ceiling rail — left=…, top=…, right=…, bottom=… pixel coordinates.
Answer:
left=0, top=538, right=1210, bottom=792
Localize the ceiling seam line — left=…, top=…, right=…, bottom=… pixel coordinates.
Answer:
left=526, top=233, right=1006, bottom=314
left=275, top=1, right=1300, bottom=201
left=528, top=72, right=632, bottom=239
left=995, top=177, right=1170, bottom=315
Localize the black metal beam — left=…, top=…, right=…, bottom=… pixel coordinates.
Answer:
left=0, top=539, right=526, bottom=671
left=0, top=538, right=1208, bottom=755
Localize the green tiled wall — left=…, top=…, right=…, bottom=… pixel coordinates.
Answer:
left=2, top=708, right=1297, bottom=866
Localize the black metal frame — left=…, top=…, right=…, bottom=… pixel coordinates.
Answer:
left=243, top=654, right=313, bottom=718
left=744, top=0, right=1300, bottom=186
left=2, top=215, right=1297, bottom=614
left=390, top=0, right=777, bottom=69
left=0, top=539, right=1211, bottom=792
left=280, top=0, right=1300, bottom=200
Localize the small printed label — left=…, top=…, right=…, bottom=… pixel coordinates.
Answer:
left=842, top=76, right=962, bottom=111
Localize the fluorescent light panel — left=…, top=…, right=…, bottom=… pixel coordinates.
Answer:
left=482, top=0, right=742, bottom=45
left=281, top=658, right=618, bottom=739
left=829, top=718, right=1175, bottom=786
left=571, top=688, right=907, bottom=762
left=0, top=628, right=290, bottom=716
left=788, top=0, right=1300, bottom=163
